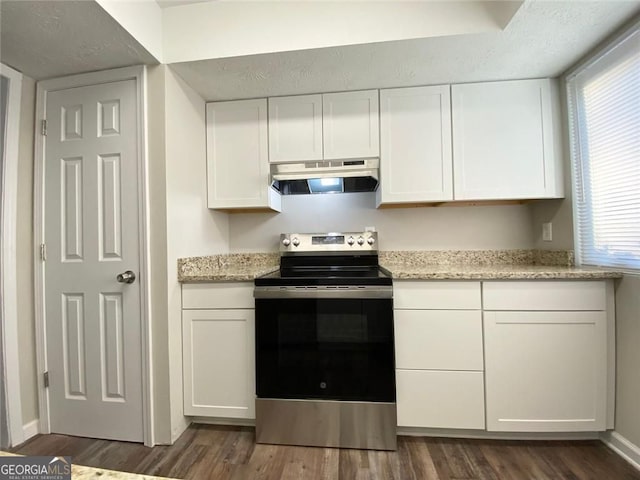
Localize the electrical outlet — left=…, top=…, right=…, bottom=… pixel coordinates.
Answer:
left=542, top=222, right=553, bottom=242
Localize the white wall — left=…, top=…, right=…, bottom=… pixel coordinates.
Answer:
left=229, top=193, right=534, bottom=252
left=531, top=82, right=574, bottom=250
left=614, top=274, right=640, bottom=448
left=146, top=65, right=171, bottom=444
left=16, top=75, right=37, bottom=427
left=163, top=66, right=229, bottom=441
left=162, top=1, right=519, bottom=63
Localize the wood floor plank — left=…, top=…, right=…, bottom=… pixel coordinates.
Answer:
left=338, top=448, right=361, bottom=479
left=460, top=439, right=500, bottom=480
left=318, top=444, right=340, bottom=480
left=425, top=438, right=477, bottom=480
left=9, top=426, right=640, bottom=480
left=404, top=436, right=440, bottom=480
left=479, top=441, right=537, bottom=480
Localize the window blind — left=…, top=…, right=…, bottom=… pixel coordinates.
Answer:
left=567, top=25, right=640, bottom=270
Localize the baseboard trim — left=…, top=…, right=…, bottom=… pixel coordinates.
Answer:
left=189, top=419, right=604, bottom=443
left=170, top=416, right=192, bottom=444
left=398, top=427, right=600, bottom=441
left=601, top=431, right=640, bottom=472
left=22, top=419, right=39, bottom=441
left=191, top=417, right=255, bottom=428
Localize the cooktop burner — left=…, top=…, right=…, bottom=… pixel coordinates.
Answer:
left=255, top=232, right=391, bottom=287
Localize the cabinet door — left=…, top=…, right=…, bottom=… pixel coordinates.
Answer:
left=323, top=90, right=379, bottom=160
left=183, top=309, right=255, bottom=418
left=268, top=95, right=323, bottom=163
left=452, top=79, right=561, bottom=200
left=206, top=99, right=281, bottom=211
left=379, top=86, right=453, bottom=204
left=484, top=311, right=607, bottom=432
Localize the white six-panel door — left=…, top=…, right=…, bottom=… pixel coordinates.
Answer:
left=44, top=79, right=143, bottom=441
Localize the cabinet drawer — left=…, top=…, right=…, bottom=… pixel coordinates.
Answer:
left=483, top=281, right=606, bottom=311
left=396, top=370, right=485, bottom=429
left=395, top=310, right=483, bottom=370
left=182, top=283, right=254, bottom=309
left=394, top=281, right=481, bottom=310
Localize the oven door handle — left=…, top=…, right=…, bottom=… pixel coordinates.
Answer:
left=253, top=286, right=393, bottom=299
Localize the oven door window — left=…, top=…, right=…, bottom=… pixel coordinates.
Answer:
left=255, top=298, right=395, bottom=402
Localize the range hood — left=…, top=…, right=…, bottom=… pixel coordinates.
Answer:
left=271, top=159, right=379, bottom=195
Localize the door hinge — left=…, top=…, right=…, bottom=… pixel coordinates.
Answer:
left=43, top=372, right=49, bottom=388
left=41, top=119, right=47, bottom=136
left=40, top=243, right=47, bottom=261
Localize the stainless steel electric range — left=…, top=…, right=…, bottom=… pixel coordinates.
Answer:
left=254, top=232, right=396, bottom=451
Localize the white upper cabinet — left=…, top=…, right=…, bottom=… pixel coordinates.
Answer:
left=378, top=85, right=453, bottom=205
left=268, top=94, right=323, bottom=163
left=322, top=90, right=380, bottom=160
left=452, top=79, right=563, bottom=200
left=206, top=99, right=281, bottom=211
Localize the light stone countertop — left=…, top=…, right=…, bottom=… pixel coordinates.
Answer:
left=178, top=253, right=278, bottom=282
left=179, top=264, right=279, bottom=282
left=0, top=452, right=177, bottom=480
left=381, top=263, right=623, bottom=280
left=177, top=250, right=623, bottom=282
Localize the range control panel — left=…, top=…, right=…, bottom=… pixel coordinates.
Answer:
left=280, top=232, right=378, bottom=253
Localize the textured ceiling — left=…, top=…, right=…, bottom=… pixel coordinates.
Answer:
left=0, top=1, right=157, bottom=80
left=156, top=0, right=214, bottom=9
left=170, top=0, right=640, bottom=101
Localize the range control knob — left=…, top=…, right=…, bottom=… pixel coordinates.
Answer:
left=347, top=236, right=355, bottom=246
left=367, top=237, right=375, bottom=245
left=292, top=237, right=300, bottom=247
left=282, top=237, right=291, bottom=247
left=357, top=236, right=365, bottom=246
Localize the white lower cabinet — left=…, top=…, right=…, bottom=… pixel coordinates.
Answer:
left=180, top=279, right=613, bottom=433
left=394, top=279, right=613, bottom=434
left=484, top=311, right=607, bottom=432
left=397, top=370, right=485, bottom=429
left=394, top=281, right=485, bottom=430
left=395, top=310, right=483, bottom=371
left=483, top=281, right=610, bottom=432
left=182, top=283, right=255, bottom=419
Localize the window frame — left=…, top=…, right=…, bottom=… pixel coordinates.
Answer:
left=566, top=17, right=640, bottom=271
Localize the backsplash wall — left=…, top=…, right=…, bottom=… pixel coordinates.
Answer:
left=228, top=192, right=535, bottom=252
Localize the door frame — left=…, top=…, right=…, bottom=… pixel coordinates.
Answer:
left=1, top=62, right=25, bottom=447
left=34, top=66, right=154, bottom=446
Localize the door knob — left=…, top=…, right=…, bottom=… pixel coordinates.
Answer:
left=117, top=270, right=136, bottom=284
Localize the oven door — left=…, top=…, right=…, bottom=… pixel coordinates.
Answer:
left=254, top=289, right=395, bottom=403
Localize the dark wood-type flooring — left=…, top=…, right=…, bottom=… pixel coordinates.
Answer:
left=9, top=424, right=640, bottom=479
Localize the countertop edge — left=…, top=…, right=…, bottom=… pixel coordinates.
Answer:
left=387, top=272, right=624, bottom=280
left=178, top=266, right=623, bottom=283
left=178, top=266, right=278, bottom=283
left=381, top=263, right=624, bottom=280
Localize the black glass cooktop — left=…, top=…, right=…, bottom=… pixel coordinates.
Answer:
left=255, top=254, right=392, bottom=287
